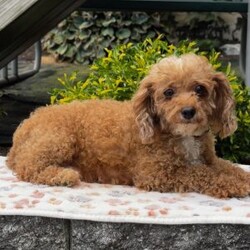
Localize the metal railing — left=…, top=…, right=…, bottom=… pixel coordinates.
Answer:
left=0, top=41, right=41, bottom=87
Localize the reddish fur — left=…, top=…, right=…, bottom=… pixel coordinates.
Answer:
left=7, top=54, right=250, bottom=198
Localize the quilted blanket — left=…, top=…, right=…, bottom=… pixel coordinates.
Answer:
left=0, top=156, right=249, bottom=224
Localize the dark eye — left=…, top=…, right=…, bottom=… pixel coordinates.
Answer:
left=194, top=85, right=207, bottom=97
left=164, top=89, right=174, bottom=98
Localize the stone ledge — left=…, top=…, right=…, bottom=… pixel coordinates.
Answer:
left=71, top=221, right=250, bottom=250
left=1, top=216, right=249, bottom=250
left=0, top=216, right=69, bottom=250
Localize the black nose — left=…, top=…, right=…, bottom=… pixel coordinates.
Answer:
left=181, top=107, right=196, bottom=120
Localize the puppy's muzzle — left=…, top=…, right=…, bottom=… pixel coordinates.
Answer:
left=181, top=107, right=196, bottom=120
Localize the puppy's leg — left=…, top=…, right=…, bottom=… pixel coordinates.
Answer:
left=133, top=158, right=250, bottom=198
left=206, top=158, right=250, bottom=197
left=7, top=133, right=80, bottom=186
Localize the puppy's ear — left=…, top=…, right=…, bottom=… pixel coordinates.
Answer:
left=211, top=72, right=237, bottom=138
left=133, top=76, right=157, bottom=144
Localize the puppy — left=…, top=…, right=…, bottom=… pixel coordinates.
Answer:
left=7, top=53, right=250, bottom=198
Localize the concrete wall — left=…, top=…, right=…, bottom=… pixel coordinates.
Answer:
left=1, top=216, right=249, bottom=250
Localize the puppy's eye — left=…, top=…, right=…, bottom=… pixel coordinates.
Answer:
left=164, top=89, right=174, bottom=98
left=194, top=85, right=207, bottom=97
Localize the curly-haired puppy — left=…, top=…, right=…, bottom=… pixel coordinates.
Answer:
left=7, top=53, right=250, bottom=198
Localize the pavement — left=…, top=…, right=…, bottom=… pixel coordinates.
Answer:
left=0, top=62, right=88, bottom=146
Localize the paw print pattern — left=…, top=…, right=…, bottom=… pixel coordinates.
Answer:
left=0, top=157, right=249, bottom=224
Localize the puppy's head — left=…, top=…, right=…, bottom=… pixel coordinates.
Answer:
left=133, top=53, right=237, bottom=143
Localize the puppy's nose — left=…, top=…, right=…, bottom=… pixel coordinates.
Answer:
left=181, top=107, right=196, bottom=120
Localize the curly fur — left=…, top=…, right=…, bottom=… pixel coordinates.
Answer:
left=7, top=53, right=250, bottom=198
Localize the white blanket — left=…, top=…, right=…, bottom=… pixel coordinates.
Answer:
left=0, top=156, right=249, bottom=224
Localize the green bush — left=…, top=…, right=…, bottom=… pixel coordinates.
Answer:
left=50, top=37, right=250, bottom=163
left=50, top=37, right=203, bottom=103
left=43, top=11, right=169, bottom=65
left=216, top=83, right=250, bottom=163
left=43, top=11, right=235, bottom=64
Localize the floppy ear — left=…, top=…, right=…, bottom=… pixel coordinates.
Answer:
left=132, top=76, right=157, bottom=144
left=211, top=72, right=237, bottom=139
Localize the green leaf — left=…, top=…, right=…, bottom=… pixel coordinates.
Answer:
left=58, top=19, right=68, bottom=28
left=64, top=31, right=75, bottom=41
left=53, top=34, right=64, bottom=45
left=79, top=30, right=91, bottom=40
left=73, top=16, right=85, bottom=28
left=116, top=28, right=131, bottom=40
left=56, top=44, right=68, bottom=55
left=64, top=46, right=76, bottom=58
left=102, top=17, right=116, bottom=27
left=132, top=13, right=149, bottom=25
left=101, top=28, right=114, bottom=37
left=79, top=21, right=93, bottom=29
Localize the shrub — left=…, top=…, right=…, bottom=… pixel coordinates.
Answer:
left=50, top=37, right=250, bottom=163
left=43, top=11, right=169, bottom=65
left=216, top=82, right=250, bottom=163
left=50, top=37, right=202, bottom=103
left=43, top=11, right=239, bottom=64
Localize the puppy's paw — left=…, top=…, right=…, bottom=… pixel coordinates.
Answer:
left=204, top=180, right=250, bottom=199
left=51, top=169, right=81, bottom=186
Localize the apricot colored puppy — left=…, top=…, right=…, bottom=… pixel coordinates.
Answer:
left=7, top=54, right=250, bottom=198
